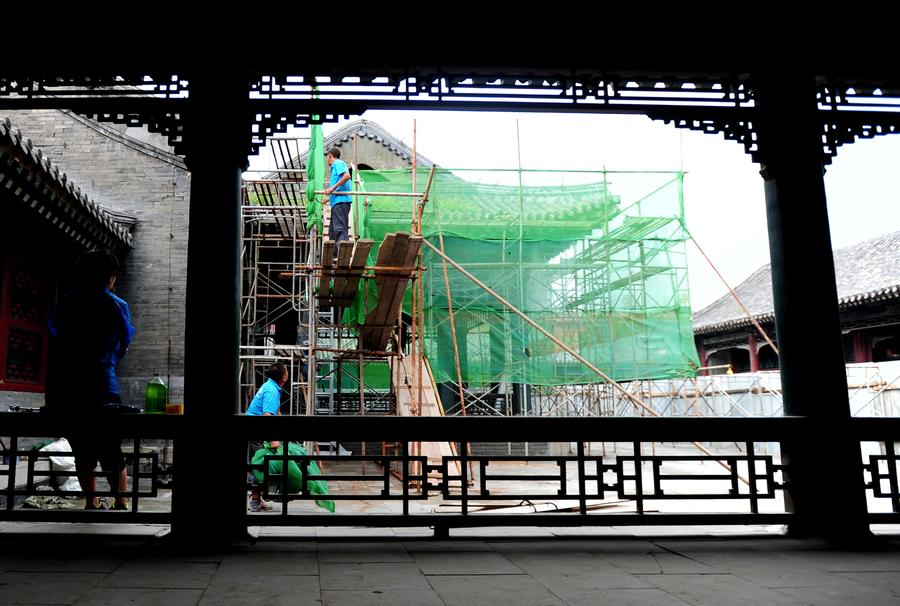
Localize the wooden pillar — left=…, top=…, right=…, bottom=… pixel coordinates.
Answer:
left=748, top=333, right=760, bottom=373
left=755, top=72, right=868, bottom=539
left=695, top=338, right=708, bottom=376
left=852, top=332, right=872, bottom=363
left=173, top=63, right=250, bottom=545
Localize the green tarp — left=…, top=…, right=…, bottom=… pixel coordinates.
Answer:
left=251, top=442, right=335, bottom=513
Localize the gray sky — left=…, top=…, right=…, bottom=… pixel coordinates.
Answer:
left=247, top=110, right=900, bottom=312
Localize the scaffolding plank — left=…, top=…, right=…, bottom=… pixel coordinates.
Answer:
left=320, top=240, right=336, bottom=300
left=359, top=233, right=406, bottom=350
left=336, top=240, right=354, bottom=269
left=363, top=236, right=409, bottom=350
left=324, top=240, right=355, bottom=307
left=368, top=234, right=406, bottom=337
left=331, top=239, right=373, bottom=307
left=356, top=234, right=398, bottom=343
left=377, top=235, right=423, bottom=350
left=361, top=234, right=422, bottom=352
left=322, top=240, right=336, bottom=267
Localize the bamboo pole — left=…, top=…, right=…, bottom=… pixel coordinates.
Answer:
left=422, top=239, right=750, bottom=484
left=413, top=122, right=426, bottom=426
left=353, top=134, right=360, bottom=241
left=689, top=234, right=779, bottom=354
left=410, top=120, right=421, bottom=477
left=438, top=228, right=467, bottom=415
left=314, top=190, right=424, bottom=198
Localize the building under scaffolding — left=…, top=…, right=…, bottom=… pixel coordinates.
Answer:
left=239, top=127, right=702, bottom=430
left=357, top=167, right=700, bottom=418
left=241, top=134, right=431, bottom=430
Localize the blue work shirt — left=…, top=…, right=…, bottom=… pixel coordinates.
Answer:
left=46, top=287, right=136, bottom=405
left=329, top=158, right=352, bottom=206
left=246, top=378, right=282, bottom=415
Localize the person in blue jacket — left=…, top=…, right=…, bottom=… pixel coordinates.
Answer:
left=45, top=249, right=135, bottom=510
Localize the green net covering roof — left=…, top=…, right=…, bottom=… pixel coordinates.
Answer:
left=348, top=168, right=699, bottom=386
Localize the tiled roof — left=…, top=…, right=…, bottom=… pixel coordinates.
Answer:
left=269, top=120, right=435, bottom=175
left=693, top=230, right=900, bottom=334
left=0, top=117, right=133, bottom=249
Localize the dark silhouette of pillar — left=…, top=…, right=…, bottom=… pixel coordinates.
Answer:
left=755, top=72, right=868, bottom=539
left=174, top=63, right=249, bottom=545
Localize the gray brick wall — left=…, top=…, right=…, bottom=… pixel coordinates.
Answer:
left=1, top=110, right=191, bottom=405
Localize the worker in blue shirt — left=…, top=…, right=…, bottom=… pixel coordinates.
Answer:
left=246, top=361, right=288, bottom=512
left=323, top=147, right=353, bottom=249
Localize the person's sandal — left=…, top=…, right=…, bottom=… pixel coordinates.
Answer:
left=110, top=498, right=129, bottom=511
left=84, top=497, right=109, bottom=510
left=249, top=498, right=273, bottom=512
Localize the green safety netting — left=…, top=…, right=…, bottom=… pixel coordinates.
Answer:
left=342, top=168, right=700, bottom=386
left=304, top=123, right=325, bottom=234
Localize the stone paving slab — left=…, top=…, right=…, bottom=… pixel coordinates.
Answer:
left=0, top=531, right=899, bottom=605
left=594, top=550, right=704, bottom=575
left=201, top=574, right=320, bottom=606
left=833, top=570, right=900, bottom=594
left=636, top=572, right=803, bottom=606
left=403, top=539, right=495, bottom=552
left=427, top=573, right=568, bottom=606
left=98, top=560, right=218, bottom=589
left=216, top=552, right=319, bottom=577
left=318, top=562, right=433, bottom=592
left=318, top=541, right=413, bottom=563
left=412, top=551, right=525, bottom=575
left=773, top=583, right=900, bottom=606
left=322, top=588, right=445, bottom=606
left=649, top=545, right=853, bottom=588
left=493, top=547, right=651, bottom=587
left=217, top=551, right=318, bottom=576
left=547, top=587, right=691, bottom=606
left=233, top=539, right=317, bottom=553
left=76, top=587, right=203, bottom=606
left=531, top=567, right=654, bottom=593
left=777, top=549, right=900, bottom=572
left=0, top=571, right=104, bottom=605
left=0, top=556, right=122, bottom=573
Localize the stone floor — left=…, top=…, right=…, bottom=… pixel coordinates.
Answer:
left=1, top=527, right=900, bottom=605
left=2, top=445, right=899, bottom=604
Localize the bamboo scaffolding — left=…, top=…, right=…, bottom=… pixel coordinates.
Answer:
left=422, top=238, right=750, bottom=485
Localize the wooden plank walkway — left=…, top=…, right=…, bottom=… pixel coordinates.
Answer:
left=358, top=233, right=423, bottom=351
left=317, top=239, right=374, bottom=309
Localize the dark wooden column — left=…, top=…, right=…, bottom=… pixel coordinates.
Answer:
left=173, top=64, right=249, bottom=544
left=695, top=339, right=708, bottom=375
left=852, top=332, right=872, bottom=363
left=755, top=73, right=869, bottom=539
